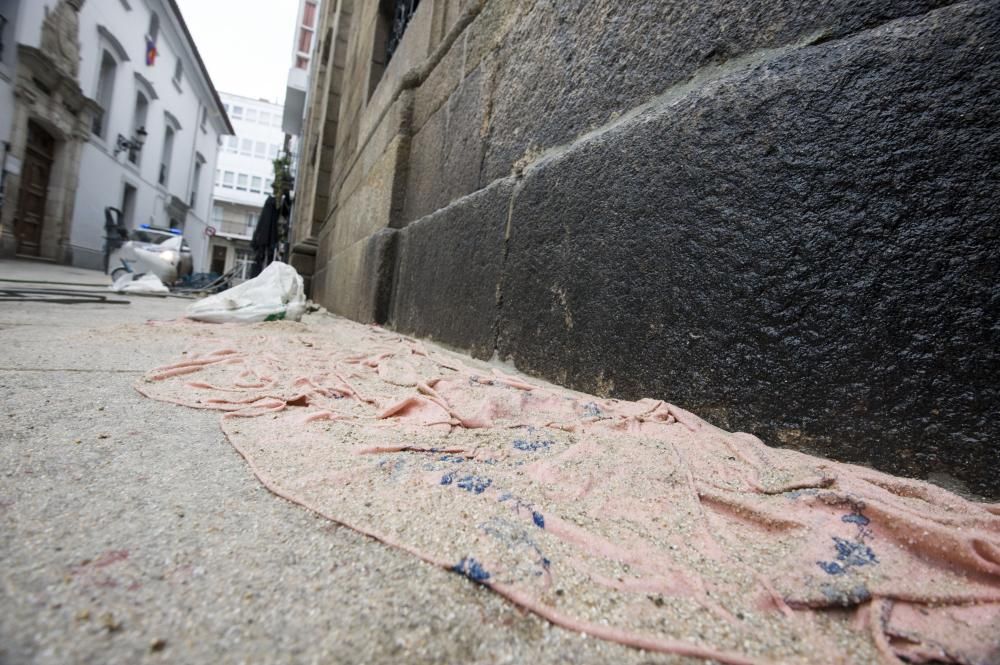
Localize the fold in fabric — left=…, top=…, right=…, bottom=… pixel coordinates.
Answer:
left=136, top=318, right=1000, bottom=665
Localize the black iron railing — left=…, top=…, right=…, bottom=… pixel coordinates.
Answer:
left=386, top=0, right=420, bottom=62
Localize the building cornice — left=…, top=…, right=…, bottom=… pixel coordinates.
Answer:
left=15, top=45, right=101, bottom=118
left=96, top=24, right=130, bottom=61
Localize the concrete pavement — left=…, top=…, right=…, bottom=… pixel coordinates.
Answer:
left=0, top=259, right=683, bottom=665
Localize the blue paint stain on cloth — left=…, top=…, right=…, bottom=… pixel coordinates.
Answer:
left=441, top=471, right=492, bottom=494
left=513, top=438, right=552, bottom=452
left=478, top=517, right=553, bottom=580
left=818, top=536, right=878, bottom=575
left=456, top=475, right=492, bottom=494
left=818, top=561, right=847, bottom=575
left=842, top=512, right=870, bottom=526
left=452, top=557, right=490, bottom=582
left=532, top=511, right=545, bottom=528
left=834, top=537, right=878, bottom=567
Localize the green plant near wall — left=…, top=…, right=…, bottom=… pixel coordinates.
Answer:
left=272, top=153, right=293, bottom=198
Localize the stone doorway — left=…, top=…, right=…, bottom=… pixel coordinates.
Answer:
left=13, top=121, right=56, bottom=257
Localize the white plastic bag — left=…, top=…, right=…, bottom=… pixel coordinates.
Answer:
left=109, top=272, right=170, bottom=294
left=186, top=261, right=306, bottom=323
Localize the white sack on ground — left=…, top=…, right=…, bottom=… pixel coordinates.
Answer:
left=109, top=272, right=170, bottom=294
left=186, top=261, right=306, bottom=323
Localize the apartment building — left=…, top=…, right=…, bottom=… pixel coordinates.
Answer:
left=207, top=92, right=289, bottom=279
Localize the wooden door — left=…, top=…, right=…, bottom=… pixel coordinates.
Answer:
left=14, top=122, right=55, bottom=257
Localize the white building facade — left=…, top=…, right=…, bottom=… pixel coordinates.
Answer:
left=207, top=92, right=288, bottom=279
left=0, top=0, right=231, bottom=273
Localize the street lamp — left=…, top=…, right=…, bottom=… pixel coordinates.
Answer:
left=114, top=126, right=148, bottom=158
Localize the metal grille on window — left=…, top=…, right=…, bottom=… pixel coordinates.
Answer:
left=386, top=0, right=420, bottom=62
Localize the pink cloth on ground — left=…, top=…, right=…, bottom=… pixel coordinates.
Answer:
left=136, top=318, right=1000, bottom=665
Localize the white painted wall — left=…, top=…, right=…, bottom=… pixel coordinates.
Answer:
left=65, top=0, right=229, bottom=272
left=0, top=0, right=26, bottom=173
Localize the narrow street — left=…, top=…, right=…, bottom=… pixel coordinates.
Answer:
left=0, top=259, right=659, bottom=665
left=1, top=0, right=996, bottom=662
left=3, top=259, right=997, bottom=665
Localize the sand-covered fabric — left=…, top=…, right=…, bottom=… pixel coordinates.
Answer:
left=136, top=317, right=1000, bottom=665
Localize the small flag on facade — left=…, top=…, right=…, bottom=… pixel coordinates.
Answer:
left=146, top=37, right=157, bottom=66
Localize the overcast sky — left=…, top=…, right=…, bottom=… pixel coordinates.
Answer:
left=174, top=0, right=300, bottom=104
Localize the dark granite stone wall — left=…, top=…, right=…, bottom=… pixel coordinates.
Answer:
left=478, top=0, right=961, bottom=185
left=392, top=180, right=513, bottom=358
left=385, top=0, right=999, bottom=498
left=495, top=1, right=999, bottom=498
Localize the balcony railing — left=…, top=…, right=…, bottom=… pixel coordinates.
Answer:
left=219, top=219, right=254, bottom=237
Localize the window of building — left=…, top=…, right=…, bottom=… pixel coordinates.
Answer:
left=369, top=2, right=393, bottom=100
left=147, top=12, right=159, bottom=42
left=223, top=103, right=229, bottom=113
left=271, top=114, right=281, bottom=128
left=303, top=1, right=317, bottom=28
left=92, top=50, right=118, bottom=138
left=240, top=138, right=252, bottom=156
left=254, top=141, right=266, bottom=159
left=226, top=136, right=238, bottom=153
left=129, top=91, right=149, bottom=164
left=245, top=213, right=256, bottom=228
left=268, top=143, right=279, bottom=159
left=231, top=105, right=243, bottom=120
left=384, top=0, right=420, bottom=63
left=245, top=108, right=257, bottom=123
left=297, top=27, right=313, bottom=54
left=211, top=205, right=223, bottom=226
left=250, top=176, right=262, bottom=193
left=215, top=169, right=221, bottom=186
left=222, top=171, right=234, bottom=188
left=260, top=111, right=270, bottom=126
left=320, top=27, right=333, bottom=64
left=121, top=182, right=137, bottom=228
left=0, top=4, right=15, bottom=67
left=236, top=173, right=248, bottom=191
left=173, top=58, right=183, bottom=89
left=190, top=153, right=205, bottom=207
left=159, top=125, right=175, bottom=186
